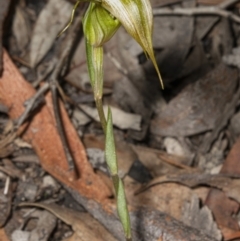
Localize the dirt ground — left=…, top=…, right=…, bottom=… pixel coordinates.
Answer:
left=1, top=0, right=240, bottom=240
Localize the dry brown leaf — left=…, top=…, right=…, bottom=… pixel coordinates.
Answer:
left=151, top=64, right=238, bottom=137
left=130, top=182, right=193, bottom=220
left=182, top=195, right=222, bottom=240
left=138, top=171, right=240, bottom=203
left=19, top=202, right=117, bottom=241
left=0, top=228, right=10, bottom=241
left=80, top=104, right=142, bottom=131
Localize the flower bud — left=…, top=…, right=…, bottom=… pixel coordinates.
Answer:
left=83, top=3, right=121, bottom=47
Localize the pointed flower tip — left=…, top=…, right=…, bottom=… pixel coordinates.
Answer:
left=101, top=0, right=164, bottom=89
left=157, top=69, right=164, bottom=89
left=151, top=55, right=164, bottom=89
left=159, top=74, right=164, bottom=90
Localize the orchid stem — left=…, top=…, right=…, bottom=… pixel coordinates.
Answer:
left=95, top=96, right=107, bottom=133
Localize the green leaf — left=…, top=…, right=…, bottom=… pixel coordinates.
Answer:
left=105, top=108, right=118, bottom=175
left=112, top=175, right=131, bottom=239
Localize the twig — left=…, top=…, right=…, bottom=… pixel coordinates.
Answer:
left=16, top=82, right=49, bottom=129
left=49, top=13, right=83, bottom=173
left=153, top=0, right=240, bottom=23
left=3, top=176, right=10, bottom=195
left=219, top=0, right=240, bottom=9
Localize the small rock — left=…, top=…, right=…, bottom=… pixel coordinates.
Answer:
left=230, top=112, right=240, bottom=137
left=42, top=175, right=60, bottom=192
left=11, top=230, right=30, bottom=241
left=163, top=137, right=185, bottom=156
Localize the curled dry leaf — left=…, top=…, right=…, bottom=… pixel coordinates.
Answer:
left=137, top=171, right=240, bottom=203
left=19, top=202, right=117, bottom=241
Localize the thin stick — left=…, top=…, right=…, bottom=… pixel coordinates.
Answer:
left=153, top=1, right=240, bottom=23
left=16, top=82, right=49, bottom=129
left=49, top=13, right=83, bottom=173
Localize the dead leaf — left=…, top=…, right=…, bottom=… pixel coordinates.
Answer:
left=151, top=1, right=195, bottom=82
left=28, top=210, right=57, bottom=241
left=80, top=104, right=142, bottom=131
left=137, top=171, right=240, bottom=203
left=151, top=63, right=238, bottom=136
left=12, top=6, right=30, bottom=52
left=130, top=182, right=194, bottom=220
left=131, top=145, right=193, bottom=178
left=0, top=228, right=11, bottom=241
left=29, top=0, right=72, bottom=67
left=19, top=202, right=117, bottom=241
left=0, top=50, right=111, bottom=202
left=205, top=137, right=240, bottom=235
left=181, top=195, right=222, bottom=240
left=0, top=121, right=16, bottom=158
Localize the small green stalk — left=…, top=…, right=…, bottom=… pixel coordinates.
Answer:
left=106, top=110, right=131, bottom=240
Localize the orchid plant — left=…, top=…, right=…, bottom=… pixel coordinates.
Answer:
left=62, top=0, right=163, bottom=240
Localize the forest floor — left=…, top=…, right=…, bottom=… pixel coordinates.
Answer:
left=1, top=0, right=240, bottom=240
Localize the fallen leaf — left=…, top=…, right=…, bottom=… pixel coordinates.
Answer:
left=19, top=202, right=117, bottom=241
left=151, top=63, right=238, bottom=136
left=12, top=6, right=30, bottom=52
left=0, top=50, right=111, bottom=202
left=29, top=0, right=72, bottom=67
left=205, top=137, right=240, bottom=236
left=137, top=171, right=240, bottom=203
left=28, top=210, right=57, bottom=241
left=80, top=104, right=142, bottom=131
left=0, top=228, right=11, bottom=241
left=182, top=195, right=222, bottom=241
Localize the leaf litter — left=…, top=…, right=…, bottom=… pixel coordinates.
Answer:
left=2, top=0, right=240, bottom=240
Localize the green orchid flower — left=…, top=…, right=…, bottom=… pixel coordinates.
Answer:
left=61, top=1, right=163, bottom=240
left=83, top=0, right=164, bottom=90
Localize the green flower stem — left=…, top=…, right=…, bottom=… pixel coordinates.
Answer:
left=95, top=96, right=107, bottom=133
left=87, top=42, right=132, bottom=239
